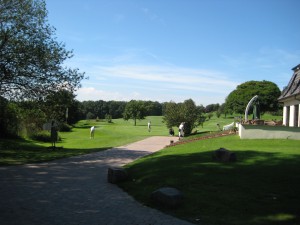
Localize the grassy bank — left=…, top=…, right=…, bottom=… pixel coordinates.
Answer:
left=119, top=135, right=300, bottom=225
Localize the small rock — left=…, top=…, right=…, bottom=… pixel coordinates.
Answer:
left=213, top=148, right=237, bottom=162
left=151, top=187, right=184, bottom=208
left=107, top=167, right=128, bottom=184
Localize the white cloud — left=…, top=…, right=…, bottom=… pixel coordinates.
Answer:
left=76, top=87, right=154, bottom=102
left=96, top=65, right=238, bottom=91
left=76, top=87, right=123, bottom=101
left=75, top=64, right=239, bottom=105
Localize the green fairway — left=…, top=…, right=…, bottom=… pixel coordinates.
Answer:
left=119, top=135, right=300, bottom=225
left=0, top=116, right=170, bottom=165
left=0, top=114, right=282, bottom=166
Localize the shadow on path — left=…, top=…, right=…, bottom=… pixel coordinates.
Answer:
left=0, top=136, right=192, bottom=225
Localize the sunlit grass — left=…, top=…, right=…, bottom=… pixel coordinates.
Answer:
left=119, top=135, right=300, bottom=225
left=0, top=116, right=170, bottom=165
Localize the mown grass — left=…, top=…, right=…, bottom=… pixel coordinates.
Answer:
left=1, top=113, right=298, bottom=225
left=0, top=116, right=170, bottom=165
left=119, top=135, right=300, bottom=225
left=0, top=113, right=282, bottom=166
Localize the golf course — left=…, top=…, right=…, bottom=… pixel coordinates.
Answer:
left=1, top=114, right=299, bottom=225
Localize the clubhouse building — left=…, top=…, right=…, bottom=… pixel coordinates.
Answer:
left=278, top=64, right=300, bottom=127
left=239, top=63, right=300, bottom=139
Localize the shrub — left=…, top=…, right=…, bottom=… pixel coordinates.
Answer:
left=105, top=114, right=112, bottom=123
left=30, top=131, right=52, bottom=142
left=59, top=123, right=72, bottom=132
left=207, top=112, right=214, bottom=120
left=30, top=131, right=61, bottom=142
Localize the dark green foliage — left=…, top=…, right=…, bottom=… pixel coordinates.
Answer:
left=181, top=99, right=199, bottom=135
left=205, top=103, right=220, bottom=113
left=0, top=97, right=19, bottom=137
left=59, top=123, right=72, bottom=132
left=107, top=100, right=126, bottom=118
left=0, top=0, right=85, bottom=136
left=123, top=100, right=147, bottom=126
left=79, top=100, right=162, bottom=120
left=225, top=80, right=281, bottom=114
left=30, top=130, right=62, bottom=142
left=29, top=130, right=52, bottom=142
left=207, top=112, right=213, bottom=120
left=144, top=101, right=163, bottom=116
left=162, top=101, right=181, bottom=128
left=42, top=90, right=78, bottom=123
left=86, top=112, right=95, bottom=120
left=16, top=101, right=47, bottom=137
left=0, top=0, right=85, bottom=100
left=105, top=114, right=112, bottom=123
left=163, top=99, right=202, bottom=135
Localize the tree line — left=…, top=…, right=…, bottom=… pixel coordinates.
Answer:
left=0, top=93, right=203, bottom=137
left=1, top=78, right=283, bottom=138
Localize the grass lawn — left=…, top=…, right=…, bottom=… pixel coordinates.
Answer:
left=119, top=135, right=300, bottom=225
left=0, top=116, right=170, bottom=165
left=0, top=113, right=282, bottom=166
left=1, top=113, right=298, bottom=225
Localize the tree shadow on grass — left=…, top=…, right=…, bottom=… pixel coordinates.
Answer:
left=120, top=150, right=300, bottom=225
left=0, top=138, right=112, bottom=166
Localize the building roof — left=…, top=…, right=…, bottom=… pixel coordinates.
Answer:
left=278, top=64, right=300, bottom=101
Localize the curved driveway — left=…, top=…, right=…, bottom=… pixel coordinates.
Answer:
left=0, top=136, right=195, bottom=225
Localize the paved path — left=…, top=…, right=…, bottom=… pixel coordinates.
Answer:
left=0, top=136, right=194, bottom=225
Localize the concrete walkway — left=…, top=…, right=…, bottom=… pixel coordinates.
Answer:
left=0, top=136, right=194, bottom=225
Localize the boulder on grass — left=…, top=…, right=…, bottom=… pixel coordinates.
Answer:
left=107, top=167, right=128, bottom=184
left=151, top=187, right=184, bottom=208
left=213, top=148, right=237, bottom=162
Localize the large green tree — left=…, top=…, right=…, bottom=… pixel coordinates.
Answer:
left=163, top=99, right=201, bottom=135
left=162, top=101, right=183, bottom=128
left=123, top=100, right=147, bottom=126
left=225, top=80, right=281, bottom=115
left=42, top=90, right=78, bottom=124
left=0, top=0, right=85, bottom=100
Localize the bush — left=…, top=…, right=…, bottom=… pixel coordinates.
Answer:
left=59, top=123, right=72, bottom=132
left=207, top=112, right=214, bottom=120
left=30, top=131, right=61, bottom=142
left=0, top=97, right=19, bottom=137
left=105, top=114, right=112, bottom=123
left=30, top=131, right=52, bottom=142
left=270, top=109, right=283, bottom=116
left=86, top=112, right=95, bottom=120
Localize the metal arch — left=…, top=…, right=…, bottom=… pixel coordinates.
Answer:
left=244, top=95, right=258, bottom=122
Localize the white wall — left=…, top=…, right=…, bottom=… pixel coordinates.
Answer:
left=239, top=124, right=300, bottom=140
left=281, top=97, right=300, bottom=127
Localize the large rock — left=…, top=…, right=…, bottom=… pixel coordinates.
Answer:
left=151, top=187, right=184, bottom=208
left=213, top=148, right=237, bottom=162
left=107, top=167, right=128, bottom=184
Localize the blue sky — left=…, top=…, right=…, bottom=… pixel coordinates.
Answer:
left=46, top=0, right=300, bottom=106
